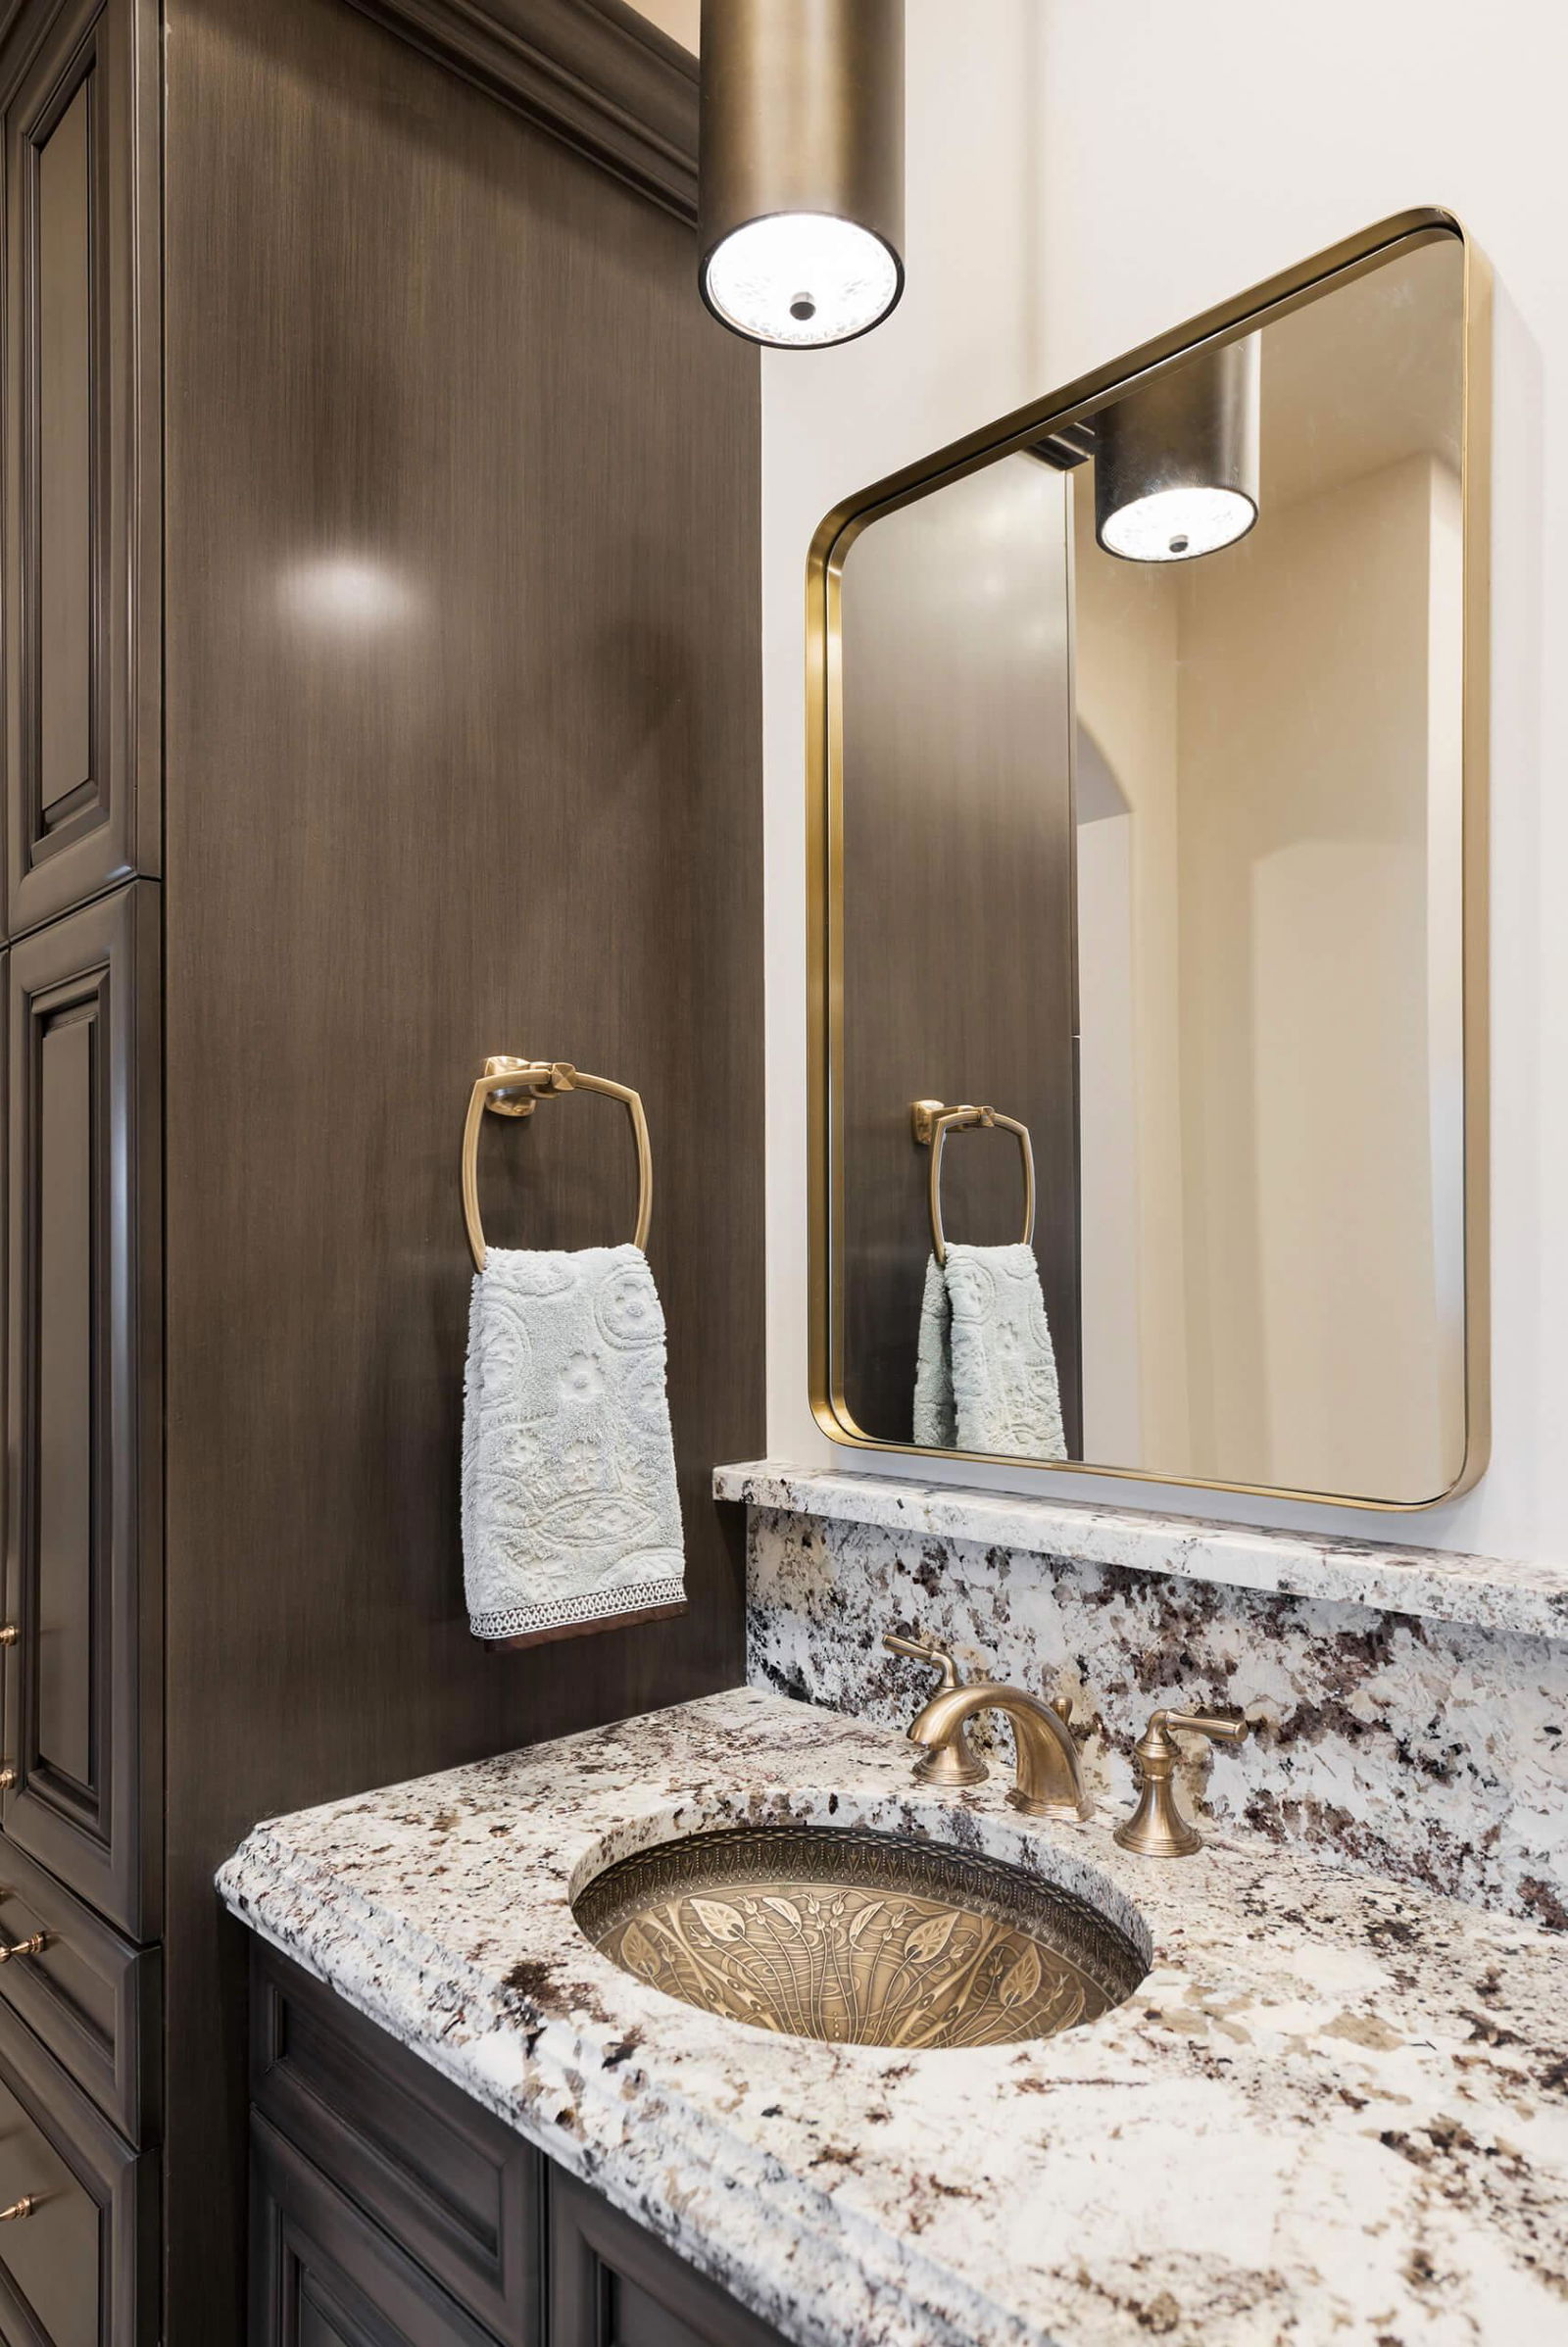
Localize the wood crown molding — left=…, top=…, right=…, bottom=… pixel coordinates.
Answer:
left=344, top=0, right=699, bottom=222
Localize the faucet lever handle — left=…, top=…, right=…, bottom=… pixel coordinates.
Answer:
left=1162, top=1710, right=1248, bottom=1745
left=884, top=1632, right=988, bottom=1787
left=882, top=1631, right=964, bottom=1691
left=1114, top=1706, right=1250, bottom=1859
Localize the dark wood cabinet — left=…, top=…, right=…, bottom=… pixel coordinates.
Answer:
left=0, top=1989, right=157, bottom=2347
left=0, top=1834, right=159, bottom=2143
left=2, top=0, right=160, bottom=938
left=253, top=1951, right=544, bottom=2343
left=3, top=882, right=161, bottom=1941
left=547, top=2170, right=792, bottom=2347
left=250, top=1949, right=793, bottom=2347
left=252, top=2114, right=506, bottom=2347
left=0, top=0, right=761, bottom=2339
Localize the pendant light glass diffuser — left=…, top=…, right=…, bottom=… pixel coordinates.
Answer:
left=699, top=0, right=906, bottom=349
left=1095, top=336, right=1261, bottom=562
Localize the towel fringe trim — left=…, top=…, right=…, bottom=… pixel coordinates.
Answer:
left=470, top=1574, right=688, bottom=1649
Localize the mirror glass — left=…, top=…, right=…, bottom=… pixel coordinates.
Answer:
left=826, top=230, right=1476, bottom=1504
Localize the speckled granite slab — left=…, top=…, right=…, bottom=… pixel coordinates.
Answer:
left=220, top=1687, right=1568, bottom=2347
left=712, top=1462, right=1568, bottom=1642
left=726, top=1469, right=1568, bottom=1929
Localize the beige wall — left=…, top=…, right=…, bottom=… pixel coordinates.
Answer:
left=1174, top=454, right=1464, bottom=1500
left=1073, top=451, right=1463, bottom=1499
left=627, top=0, right=698, bottom=52
left=1071, top=488, right=1188, bottom=1469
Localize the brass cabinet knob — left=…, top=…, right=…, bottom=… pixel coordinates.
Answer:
left=0, top=1934, right=45, bottom=1966
left=0, top=2196, right=35, bottom=2222
left=0, top=1770, right=17, bottom=1792
left=0, top=1626, right=17, bottom=1647
left=1114, top=1708, right=1250, bottom=1858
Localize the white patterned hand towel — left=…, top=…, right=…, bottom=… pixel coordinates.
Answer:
left=913, top=1243, right=1066, bottom=1459
left=462, top=1244, right=685, bottom=1643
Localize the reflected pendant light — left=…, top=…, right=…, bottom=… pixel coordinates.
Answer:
left=699, top=0, right=906, bottom=349
left=1095, top=335, right=1261, bottom=562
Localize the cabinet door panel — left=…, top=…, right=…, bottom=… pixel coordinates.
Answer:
left=251, top=2115, right=499, bottom=2347
left=547, top=2170, right=791, bottom=2347
left=37, top=994, right=93, bottom=1786
left=3, top=0, right=160, bottom=938
left=5, top=883, right=161, bottom=1936
left=252, top=1945, right=543, bottom=2342
left=36, top=70, right=90, bottom=821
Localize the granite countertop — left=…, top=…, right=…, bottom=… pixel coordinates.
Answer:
left=219, top=1687, right=1568, bottom=2347
left=712, top=1460, right=1568, bottom=1642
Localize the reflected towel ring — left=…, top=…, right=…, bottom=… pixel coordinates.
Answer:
left=462, top=1056, right=653, bottom=1272
left=911, top=1098, right=1036, bottom=1267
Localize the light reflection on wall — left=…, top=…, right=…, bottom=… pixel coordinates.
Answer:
left=281, top=556, right=418, bottom=630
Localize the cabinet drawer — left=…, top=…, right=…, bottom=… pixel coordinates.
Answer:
left=252, top=1945, right=542, bottom=2343
left=3, top=883, right=162, bottom=1939
left=252, top=2111, right=502, bottom=2347
left=548, top=2168, right=792, bottom=2347
left=0, top=1989, right=157, bottom=2345
left=0, top=1834, right=159, bottom=2142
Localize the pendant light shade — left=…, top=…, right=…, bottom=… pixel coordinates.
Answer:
left=699, top=0, right=906, bottom=350
left=1095, top=336, right=1261, bottom=562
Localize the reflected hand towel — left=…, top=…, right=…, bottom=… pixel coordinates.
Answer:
left=462, top=1244, right=686, bottom=1643
left=913, top=1243, right=1066, bottom=1459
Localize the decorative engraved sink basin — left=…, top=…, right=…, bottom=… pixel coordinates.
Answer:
left=574, top=1824, right=1147, bottom=2049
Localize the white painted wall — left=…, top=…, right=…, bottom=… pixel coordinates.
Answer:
left=761, top=0, right=1568, bottom=1564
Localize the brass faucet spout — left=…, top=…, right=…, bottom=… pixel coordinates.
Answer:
left=907, top=1682, right=1091, bottom=1823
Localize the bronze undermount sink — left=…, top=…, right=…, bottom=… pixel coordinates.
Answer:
left=573, top=1824, right=1147, bottom=2050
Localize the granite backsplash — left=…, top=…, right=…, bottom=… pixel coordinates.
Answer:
left=744, top=1500, right=1568, bottom=1929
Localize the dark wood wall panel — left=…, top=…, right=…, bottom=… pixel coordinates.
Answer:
left=1, top=0, right=160, bottom=938
left=4, top=881, right=161, bottom=1940
left=161, top=0, right=760, bottom=2336
left=838, top=455, right=1083, bottom=1453
left=343, top=0, right=701, bottom=222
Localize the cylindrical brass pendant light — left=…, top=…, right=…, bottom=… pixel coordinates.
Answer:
left=1095, top=335, right=1261, bottom=562
left=699, top=0, right=906, bottom=349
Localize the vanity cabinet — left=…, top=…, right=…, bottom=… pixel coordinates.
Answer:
left=547, top=2169, right=793, bottom=2347
left=251, top=1948, right=793, bottom=2347
left=251, top=1942, right=544, bottom=2340
left=252, top=2113, right=505, bottom=2347
left=0, top=0, right=761, bottom=2334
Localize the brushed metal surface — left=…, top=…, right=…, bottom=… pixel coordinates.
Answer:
left=575, top=1825, right=1145, bottom=2049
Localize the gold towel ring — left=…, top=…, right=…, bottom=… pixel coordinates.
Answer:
left=462, top=1056, right=652, bottom=1272
left=911, top=1099, right=1036, bottom=1267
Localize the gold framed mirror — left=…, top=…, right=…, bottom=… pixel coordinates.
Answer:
left=807, top=210, right=1490, bottom=1509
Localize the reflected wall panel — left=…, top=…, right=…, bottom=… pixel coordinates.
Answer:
left=838, top=455, right=1082, bottom=1453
